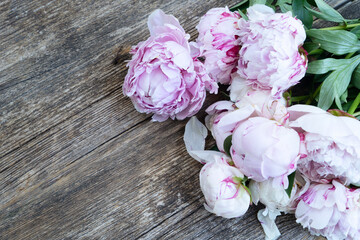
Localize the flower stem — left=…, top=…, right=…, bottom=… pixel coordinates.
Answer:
left=291, top=95, right=310, bottom=102
left=348, top=92, right=360, bottom=115
left=319, top=23, right=360, bottom=31
left=306, top=83, right=323, bottom=105
left=345, top=52, right=356, bottom=59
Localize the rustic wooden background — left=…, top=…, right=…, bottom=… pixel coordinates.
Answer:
left=1, top=0, right=359, bottom=239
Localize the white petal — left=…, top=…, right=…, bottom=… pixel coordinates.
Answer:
left=184, top=117, right=208, bottom=161
left=189, top=150, right=227, bottom=164
left=257, top=208, right=281, bottom=240
left=287, top=104, right=327, bottom=122
left=228, top=74, right=251, bottom=102
left=147, top=9, right=185, bottom=36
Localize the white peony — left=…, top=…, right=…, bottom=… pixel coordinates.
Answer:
left=200, top=157, right=251, bottom=218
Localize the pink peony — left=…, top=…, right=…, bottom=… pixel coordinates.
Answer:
left=295, top=180, right=360, bottom=240
left=289, top=105, right=360, bottom=186
left=205, top=100, right=254, bottom=152
left=196, top=7, right=241, bottom=84
left=237, top=4, right=307, bottom=97
left=200, top=156, right=250, bottom=218
left=205, top=90, right=289, bottom=153
left=231, top=117, right=300, bottom=183
left=123, top=9, right=217, bottom=122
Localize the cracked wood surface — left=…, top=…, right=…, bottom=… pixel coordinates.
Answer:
left=1, top=0, right=359, bottom=239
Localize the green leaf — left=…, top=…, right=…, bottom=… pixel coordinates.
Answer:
left=318, top=55, right=360, bottom=110
left=250, top=0, right=266, bottom=6
left=303, top=42, right=321, bottom=54
left=223, top=135, right=233, bottom=157
left=351, top=26, right=360, bottom=38
left=307, top=58, right=352, bottom=74
left=340, top=90, right=348, bottom=103
left=277, top=0, right=292, bottom=12
left=306, top=0, right=316, bottom=6
left=278, top=0, right=292, bottom=4
left=230, top=0, right=249, bottom=11
left=305, top=7, right=340, bottom=23
left=285, top=172, right=296, bottom=198
left=280, top=3, right=292, bottom=12
left=238, top=10, right=249, bottom=21
left=292, top=0, right=313, bottom=29
left=304, top=0, right=345, bottom=23
left=307, top=29, right=360, bottom=55
left=353, top=64, right=360, bottom=89
left=334, top=94, right=343, bottom=110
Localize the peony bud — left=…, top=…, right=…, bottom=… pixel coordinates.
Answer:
left=200, top=156, right=250, bottom=218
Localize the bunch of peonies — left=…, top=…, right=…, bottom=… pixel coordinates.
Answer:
left=185, top=97, right=360, bottom=240
left=124, top=4, right=307, bottom=121
left=124, top=4, right=360, bottom=240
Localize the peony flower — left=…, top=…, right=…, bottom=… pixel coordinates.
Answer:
left=196, top=7, right=241, bottom=84
left=289, top=105, right=360, bottom=186
left=236, top=4, right=307, bottom=97
left=205, top=100, right=254, bottom=152
left=200, top=156, right=250, bottom=218
left=231, top=117, right=300, bottom=183
left=123, top=9, right=217, bottom=122
left=205, top=88, right=289, bottom=152
left=295, top=180, right=360, bottom=240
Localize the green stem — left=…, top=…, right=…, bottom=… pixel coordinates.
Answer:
left=291, top=95, right=310, bottom=101
left=345, top=52, right=356, bottom=59
left=306, top=83, right=323, bottom=105
left=308, top=49, right=323, bottom=55
left=348, top=92, right=360, bottom=115
left=319, top=23, right=360, bottom=31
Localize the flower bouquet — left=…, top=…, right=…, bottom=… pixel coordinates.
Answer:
left=123, top=0, right=360, bottom=239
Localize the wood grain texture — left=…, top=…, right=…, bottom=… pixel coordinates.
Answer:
left=0, top=0, right=358, bottom=239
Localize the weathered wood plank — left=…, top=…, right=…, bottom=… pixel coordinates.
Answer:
left=0, top=0, right=351, bottom=159
left=1, top=0, right=358, bottom=239
left=0, top=111, right=319, bottom=239
left=0, top=0, right=239, bottom=158
left=0, top=0, right=238, bottom=206
left=0, top=115, right=203, bottom=239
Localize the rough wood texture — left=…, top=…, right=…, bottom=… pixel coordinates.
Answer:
left=1, top=0, right=358, bottom=239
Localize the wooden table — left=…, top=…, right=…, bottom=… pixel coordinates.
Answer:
left=1, top=0, right=359, bottom=239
